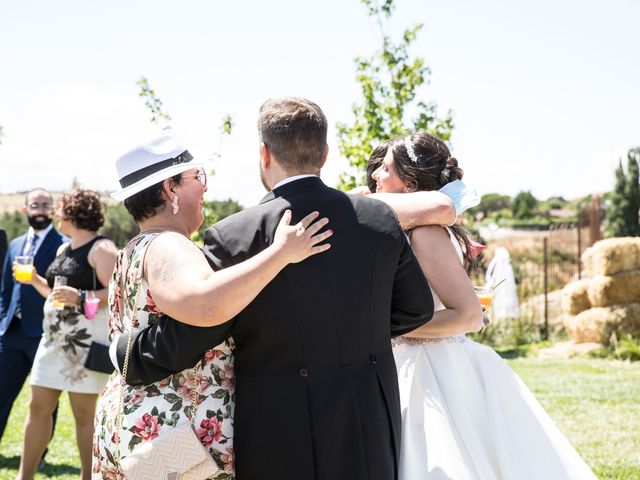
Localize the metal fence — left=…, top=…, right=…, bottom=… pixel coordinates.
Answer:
left=515, top=224, right=595, bottom=339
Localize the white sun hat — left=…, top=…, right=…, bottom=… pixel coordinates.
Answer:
left=112, top=134, right=204, bottom=201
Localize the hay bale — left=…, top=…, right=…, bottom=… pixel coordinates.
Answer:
left=561, top=279, right=591, bottom=315
left=587, top=270, right=640, bottom=307
left=564, top=309, right=607, bottom=343
left=564, top=303, right=640, bottom=344
left=582, top=237, right=640, bottom=277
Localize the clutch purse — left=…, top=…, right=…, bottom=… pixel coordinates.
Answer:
left=120, top=422, right=219, bottom=480
left=84, top=341, right=114, bottom=374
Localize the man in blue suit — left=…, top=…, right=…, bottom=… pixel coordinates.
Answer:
left=0, top=188, right=65, bottom=441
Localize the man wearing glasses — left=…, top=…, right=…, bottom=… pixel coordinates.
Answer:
left=0, top=188, right=65, bottom=449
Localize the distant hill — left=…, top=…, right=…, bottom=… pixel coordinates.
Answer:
left=0, top=194, right=27, bottom=213
left=0, top=191, right=116, bottom=213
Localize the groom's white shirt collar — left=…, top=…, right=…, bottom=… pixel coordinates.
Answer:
left=273, top=174, right=317, bottom=190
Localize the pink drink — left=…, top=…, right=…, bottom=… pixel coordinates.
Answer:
left=84, top=297, right=100, bottom=319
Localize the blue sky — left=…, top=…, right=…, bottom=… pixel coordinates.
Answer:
left=1, top=0, right=638, bottom=206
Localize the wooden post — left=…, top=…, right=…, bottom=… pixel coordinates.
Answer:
left=590, top=194, right=602, bottom=247
left=577, top=224, right=582, bottom=280
left=543, top=237, right=549, bottom=340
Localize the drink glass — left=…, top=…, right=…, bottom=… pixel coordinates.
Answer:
left=474, top=286, right=494, bottom=311
left=53, top=275, right=67, bottom=310
left=14, top=256, right=34, bottom=282
left=84, top=291, right=100, bottom=319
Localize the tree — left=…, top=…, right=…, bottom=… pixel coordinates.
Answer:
left=544, top=196, right=567, bottom=210
left=137, top=77, right=172, bottom=129
left=605, top=147, right=640, bottom=237
left=101, top=203, right=139, bottom=248
left=512, top=191, right=538, bottom=220
left=625, top=148, right=640, bottom=236
left=605, top=161, right=628, bottom=236
left=467, top=193, right=512, bottom=219
left=219, top=114, right=234, bottom=136
left=192, top=199, right=244, bottom=243
left=0, top=210, right=28, bottom=241
left=336, top=0, right=454, bottom=190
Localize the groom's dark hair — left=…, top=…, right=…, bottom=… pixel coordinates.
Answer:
left=258, top=97, right=328, bottom=172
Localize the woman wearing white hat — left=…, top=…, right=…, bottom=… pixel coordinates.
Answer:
left=92, top=134, right=333, bottom=479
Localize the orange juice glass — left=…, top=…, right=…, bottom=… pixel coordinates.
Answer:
left=14, top=256, right=34, bottom=282
left=474, top=286, right=494, bottom=310
left=478, top=293, right=493, bottom=310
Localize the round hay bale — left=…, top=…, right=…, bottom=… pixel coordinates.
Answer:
left=587, top=270, right=640, bottom=307
left=564, top=303, right=640, bottom=344
left=561, top=279, right=591, bottom=315
left=582, top=237, right=640, bottom=277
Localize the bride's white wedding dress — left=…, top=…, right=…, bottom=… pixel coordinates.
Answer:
left=393, top=230, right=596, bottom=480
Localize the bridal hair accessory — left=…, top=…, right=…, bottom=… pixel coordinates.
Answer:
left=171, top=195, right=179, bottom=215
left=468, top=239, right=487, bottom=260
left=438, top=179, right=481, bottom=216
left=404, top=137, right=419, bottom=163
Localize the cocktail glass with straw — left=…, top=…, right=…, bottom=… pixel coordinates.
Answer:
left=474, top=279, right=506, bottom=312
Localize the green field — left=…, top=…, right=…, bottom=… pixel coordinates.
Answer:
left=1, top=358, right=639, bottom=479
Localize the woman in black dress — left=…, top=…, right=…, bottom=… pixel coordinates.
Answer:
left=15, top=189, right=117, bottom=480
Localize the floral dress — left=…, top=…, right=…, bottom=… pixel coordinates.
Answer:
left=30, top=236, right=112, bottom=393
left=92, top=233, right=235, bottom=480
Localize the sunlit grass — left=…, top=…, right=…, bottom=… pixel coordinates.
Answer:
left=0, top=358, right=638, bottom=479
left=509, top=358, right=640, bottom=479
left=0, top=386, right=80, bottom=479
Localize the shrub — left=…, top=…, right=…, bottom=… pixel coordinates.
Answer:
left=471, top=315, right=545, bottom=348
left=590, top=335, right=640, bottom=362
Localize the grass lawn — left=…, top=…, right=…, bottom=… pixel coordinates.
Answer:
left=509, top=358, right=640, bottom=479
left=0, top=358, right=638, bottom=479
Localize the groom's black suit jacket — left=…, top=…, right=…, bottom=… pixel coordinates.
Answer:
left=118, top=177, right=433, bottom=480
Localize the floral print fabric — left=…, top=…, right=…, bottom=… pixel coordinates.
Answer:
left=92, top=233, right=235, bottom=479
left=30, top=298, right=112, bottom=393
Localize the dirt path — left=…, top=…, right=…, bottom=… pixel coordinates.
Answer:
left=537, top=341, right=601, bottom=359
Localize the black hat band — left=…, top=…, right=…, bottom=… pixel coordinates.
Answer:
left=119, top=150, right=193, bottom=188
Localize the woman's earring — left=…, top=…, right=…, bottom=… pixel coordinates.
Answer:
left=172, top=195, right=179, bottom=215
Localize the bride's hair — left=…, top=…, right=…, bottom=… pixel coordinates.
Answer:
left=390, top=132, right=463, bottom=192
left=366, top=132, right=478, bottom=271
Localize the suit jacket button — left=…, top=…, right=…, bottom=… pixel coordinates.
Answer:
left=299, top=368, right=309, bottom=377
left=370, top=354, right=377, bottom=364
